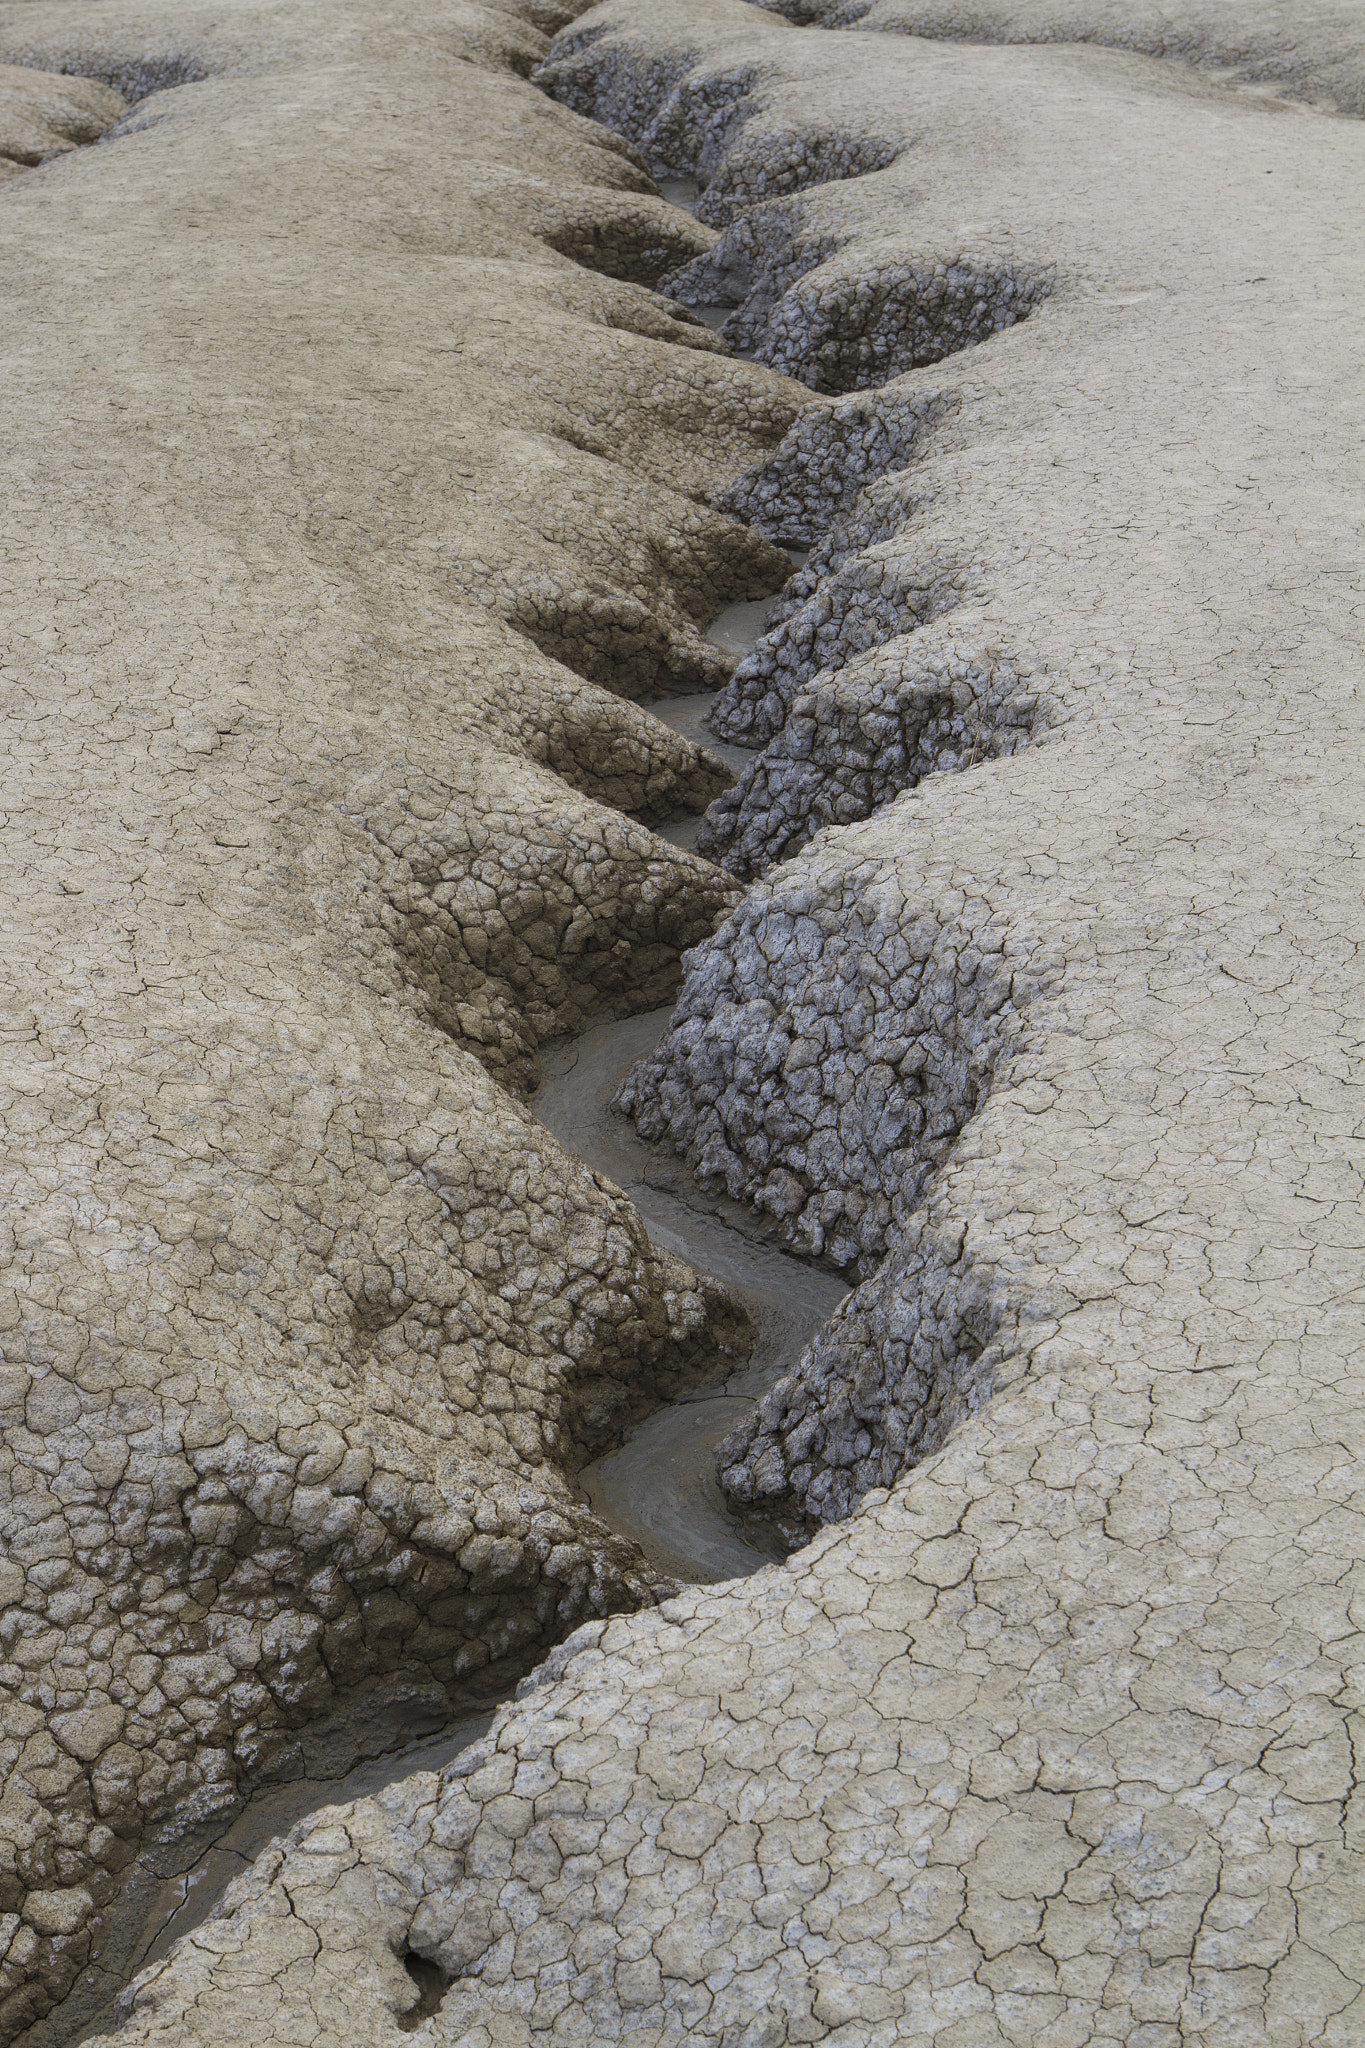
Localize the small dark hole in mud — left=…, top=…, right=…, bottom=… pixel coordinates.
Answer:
left=684, top=299, right=760, bottom=360
left=397, top=1951, right=451, bottom=2031
left=658, top=174, right=701, bottom=213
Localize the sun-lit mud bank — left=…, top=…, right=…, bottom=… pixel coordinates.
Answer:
left=0, top=0, right=845, bottom=2033
left=74, top=0, right=1365, bottom=2042
left=746, top=0, right=1365, bottom=120
left=63, top=973, right=842, bottom=2042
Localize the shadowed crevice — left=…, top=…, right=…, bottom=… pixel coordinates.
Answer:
left=666, top=214, right=1049, bottom=394
left=396, top=1951, right=451, bottom=2032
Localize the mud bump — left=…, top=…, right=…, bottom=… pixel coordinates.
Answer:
left=0, top=62, right=125, bottom=168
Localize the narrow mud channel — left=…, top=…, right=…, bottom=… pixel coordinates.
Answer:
left=65, top=576, right=837, bottom=2047
left=74, top=1010, right=841, bottom=2044
left=537, top=1004, right=846, bottom=1583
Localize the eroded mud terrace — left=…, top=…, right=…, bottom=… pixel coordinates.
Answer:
left=1, top=0, right=1362, bottom=2042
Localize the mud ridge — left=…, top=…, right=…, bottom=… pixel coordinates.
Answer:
left=539, top=20, right=1048, bottom=870
left=0, top=62, right=125, bottom=171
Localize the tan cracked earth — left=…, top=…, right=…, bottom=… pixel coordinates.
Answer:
left=0, top=0, right=1361, bottom=2041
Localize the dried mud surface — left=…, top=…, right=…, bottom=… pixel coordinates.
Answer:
left=1, top=0, right=1362, bottom=2042
left=0, top=0, right=811, bottom=2033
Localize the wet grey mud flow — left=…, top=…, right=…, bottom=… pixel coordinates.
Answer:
left=535, top=1008, right=847, bottom=1584
left=533, top=529, right=839, bottom=1577
left=652, top=557, right=809, bottom=854
left=658, top=175, right=761, bottom=357
left=537, top=529, right=841, bottom=1578
left=541, top=523, right=844, bottom=1583
left=66, top=1694, right=500, bottom=2045
left=70, top=177, right=832, bottom=2045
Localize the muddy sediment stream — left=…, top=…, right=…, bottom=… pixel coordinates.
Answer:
left=69, top=567, right=837, bottom=2042
left=57, top=151, right=830, bottom=2046
left=553, top=569, right=847, bottom=1588
left=537, top=1005, right=847, bottom=1582
left=80, top=990, right=840, bottom=2044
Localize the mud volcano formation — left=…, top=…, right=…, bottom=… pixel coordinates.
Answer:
left=0, top=0, right=1362, bottom=2041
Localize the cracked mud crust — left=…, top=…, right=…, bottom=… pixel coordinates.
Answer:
left=1, top=0, right=1362, bottom=2040
left=0, top=0, right=795, bottom=2031
left=745, top=0, right=1365, bottom=120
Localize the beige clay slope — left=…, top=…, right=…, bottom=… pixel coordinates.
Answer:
left=77, top=2, right=1365, bottom=2045
left=753, top=0, right=1365, bottom=118
left=0, top=0, right=838, bottom=2036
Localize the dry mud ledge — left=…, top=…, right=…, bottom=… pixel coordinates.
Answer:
left=0, top=0, right=1362, bottom=2042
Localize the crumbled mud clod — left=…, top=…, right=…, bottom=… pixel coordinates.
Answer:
left=616, top=860, right=1035, bottom=1278
left=671, top=229, right=1051, bottom=395
left=697, top=629, right=1040, bottom=875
